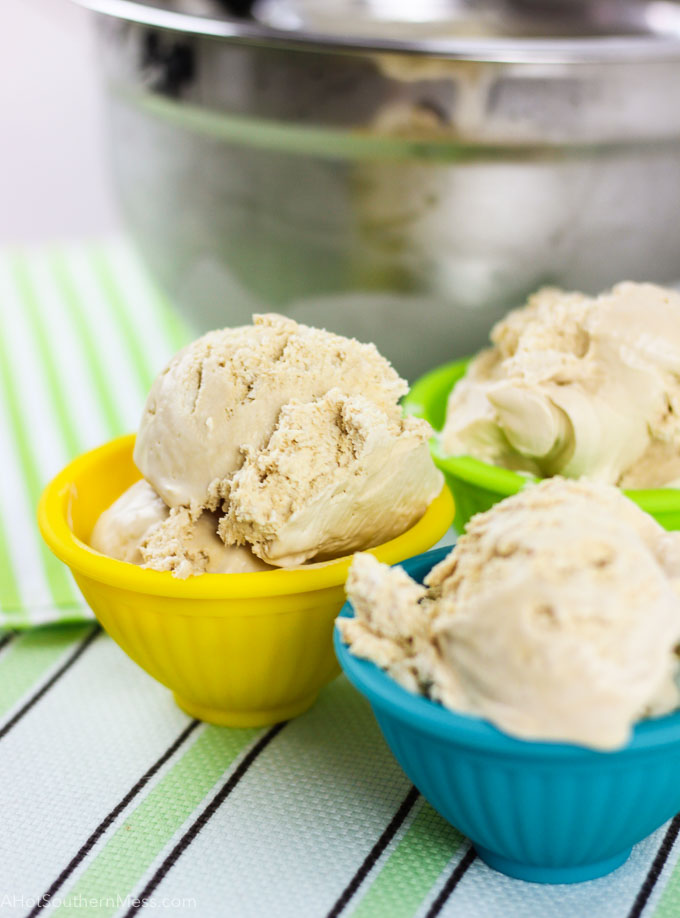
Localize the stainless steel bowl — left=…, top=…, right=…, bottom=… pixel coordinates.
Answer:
left=81, top=0, right=680, bottom=376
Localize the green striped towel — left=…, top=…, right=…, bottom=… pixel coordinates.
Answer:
left=2, top=623, right=679, bottom=917
left=0, top=240, right=189, bottom=628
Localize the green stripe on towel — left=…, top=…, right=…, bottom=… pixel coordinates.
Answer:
left=0, top=625, right=92, bottom=721
left=54, top=726, right=262, bottom=916
left=352, top=801, right=464, bottom=918
left=0, top=288, right=80, bottom=610
left=48, top=251, right=126, bottom=438
left=0, top=242, right=189, bottom=628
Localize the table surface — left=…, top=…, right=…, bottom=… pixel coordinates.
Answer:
left=2, top=239, right=680, bottom=918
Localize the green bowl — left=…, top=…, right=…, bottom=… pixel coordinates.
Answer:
left=403, top=358, right=680, bottom=533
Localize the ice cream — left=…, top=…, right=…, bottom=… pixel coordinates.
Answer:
left=220, top=389, right=440, bottom=565
left=339, top=478, right=680, bottom=750
left=441, top=282, right=680, bottom=488
left=92, top=314, right=443, bottom=575
left=134, top=313, right=409, bottom=511
left=91, top=480, right=270, bottom=578
left=91, top=480, right=166, bottom=566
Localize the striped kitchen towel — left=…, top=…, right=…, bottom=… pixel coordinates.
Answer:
left=0, top=240, right=190, bottom=628
left=2, top=624, right=680, bottom=918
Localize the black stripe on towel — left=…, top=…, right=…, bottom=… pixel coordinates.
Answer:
left=123, top=721, right=287, bottom=915
left=0, top=625, right=100, bottom=742
left=424, top=846, right=477, bottom=918
left=0, top=632, right=15, bottom=654
left=26, top=719, right=201, bottom=917
left=627, top=815, right=680, bottom=918
left=325, top=785, right=421, bottom=918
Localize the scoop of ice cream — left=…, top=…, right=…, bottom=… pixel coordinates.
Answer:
left=90, top=480, right=270, bottom=578
left=442, top=283, right=680, bottom=487
left=220, top=389, right=443, bottom=566
left=134, top=313, right=407, bottom=511
left=90, top=480, right=168, bottom=565
left=129, top=313, right=441, bottom=573
left=339, top=478, right=680, bottom=750
left=139, top=507, right=272, bottom=578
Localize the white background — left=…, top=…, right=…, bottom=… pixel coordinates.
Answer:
left=1, top=0, right=120, bottom=242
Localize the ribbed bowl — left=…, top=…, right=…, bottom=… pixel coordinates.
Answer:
left=38, top=435, right=454, bottom=727
left=335, top=547, right=680, bottom=884
left=403, top=360, right=680, bottom=533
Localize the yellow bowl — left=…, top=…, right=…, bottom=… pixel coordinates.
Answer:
left=38, top=434, right=454, bottom=727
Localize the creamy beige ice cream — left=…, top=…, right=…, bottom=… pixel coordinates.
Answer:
left=442, top=282, right=680, bottom=488
left=92, top=314, right=442, bottom=575
left=134, top=313, right=408, bottom=512
left=91, top=480, right=167, bottom=566
left=91, top=480, right=270, bottom=578
left=339, top=478, right=680, bottom=750
left=220, top=389, right=439, bottom=565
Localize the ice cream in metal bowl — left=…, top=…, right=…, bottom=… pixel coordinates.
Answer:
left=38, top=434, right=453, bottom=727
left=335, top=546, right=680, bottom=884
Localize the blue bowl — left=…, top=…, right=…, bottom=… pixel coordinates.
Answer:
left=335, top=547, right=680, bottom=884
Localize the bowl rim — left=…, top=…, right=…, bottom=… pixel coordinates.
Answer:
left=335, top=547, right=680, bottom=758
left=403, top=358, right=680, bottom=513
left=38, top=433, right=454, bottom=601
left=76, top=0, right=680, bottom=64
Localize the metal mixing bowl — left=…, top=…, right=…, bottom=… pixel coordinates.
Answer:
left=80, top=0, right=680, bottom=376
